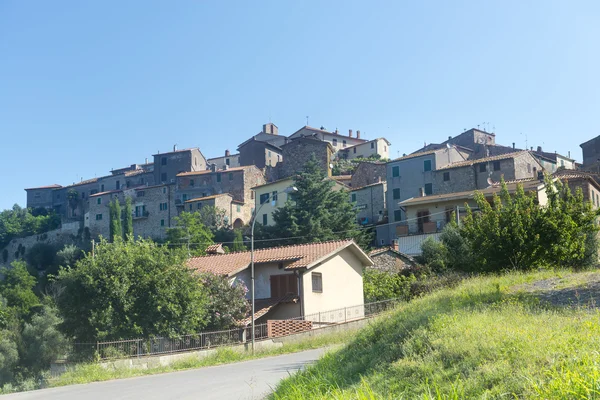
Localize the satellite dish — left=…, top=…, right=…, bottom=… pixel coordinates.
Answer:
left=446, top=143, right=452, bottom=149
left=329, top=163, right=334, bottom=169
left=487, top=177, right=493, bottom=186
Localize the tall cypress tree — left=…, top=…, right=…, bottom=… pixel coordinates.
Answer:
left=271, top=155, right=371, bottom=248
left=109, top=199, right=122, bottom=243
left=123, top=197, right=133, bottom=241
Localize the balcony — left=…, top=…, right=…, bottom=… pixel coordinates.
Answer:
left=133, top=211, right=150, bottom=220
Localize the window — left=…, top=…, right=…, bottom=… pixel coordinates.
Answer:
left=392, top=166, right=400, bottom=177
left=97, top=198, right=102, bottom=205
left=162, top=187, right=167, bottom=194
left=262, top=213, right=268, bottom=226
left=216, top=173, right=221, bottom=183
left=443, top=172, right=450, bottom=181
left=417, top=210, right=431, bottom=233
left=260, top=193, right=270, bottom=204
left=137, top=191, right=145, bottom=197
left=251, top=191, right=254, bottom=200
left=270, top=274, right=298, bottom=298
left=393, top=188, right=400, bottom=200
left=343, top=140, right=347, bottom=147
left=197, top=203, right=202, bottom=210
left=493, top=161, right=501, bottom=171
left=90, top=189, right=98, bottom=195
left=95, top=214, right=102, bottom=220
left=229, top=173, right=233, bottom=181
left=332, top=138, right=338, bottom=147
left=159, top=202, right=168, bottom=211
left=394, top=209, right=402, bottom=221
left=202, top=192, right=207, bottom=197
left=161, top=173, right=167, bottom=182
left=190, top=179, right=195, bottom=187
left=160, top=219, right=165, bottom=226
left=371, top=142, right=375, bottom=149
left=101, top=184, right=105, bottom=192
left=189, top=204, right=193, bottom=211
left=194, top=158, right=197, bottom=166
left=527, top=164, right=531, bottom=173
left=81, top=192, right=85, bottom=199
left=479, top=164, right=487, bottom=173
left=236, top=205, right=241, bottom=213
left=424, top=183, right=433, bottom=195
left=424, top=160, right=432, bottom=172
left=268, top=151, right=272, bottom=157
left=135, top=205, right=146, bottom=217
left=312, top=272, right=323, bottom=293
left=353, top=147, right=356, bottom=154
left=561, top=159, right=565, bottom=167
left=226, top=158, right=230, bottom=166
left=182, top=194, right=187, bottom=201
left=116, top=180, right=120, bottom=190
left=161, top=157, right=167, bottom=166
left=351, top=193, right=356, bottom=202
left=272, top=191, right=278, bottom=202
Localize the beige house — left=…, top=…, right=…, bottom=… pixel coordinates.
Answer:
left=252, top=177, right=347, bottom=226
left=187, top=240, right=373, bottom=324
left=340, top=138, right=391, bottom=161
left=183, top=193, right=250, bottom=229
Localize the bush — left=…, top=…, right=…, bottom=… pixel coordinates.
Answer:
left=363, top=269, right=415, bottom=302
left=202, top=274, right=249, bottom=330
left=420, top=237, right=447, bottom=272
left=0, top=333, right=18, bottom=385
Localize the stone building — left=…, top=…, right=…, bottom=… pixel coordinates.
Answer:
left=87, top=184, right=177, bottom=240
left=153, top=147, right=206, bottom=185
left=580, top=135, right=600, bottom=167
left=553, top=170, right=600, bottom=209
left=433, top=151, right=543, bottom=195
left=207, top=150, right=240, bottom=170
left=350, top=182, right=386, bottom=227
left=176, top=165, right=265, bottom=222
left=412, top=128, right=496, bottom=156
left=279, top=137, right=334, bottom=179
left=238, top=138, right=283, bottom=168
left=288, top=126, right=367, bottom=153
left=242, top=123, right=288, bottom=148
left=351, top=162, right=387, bottom=188
left=368, top=246, right=417, bottom=273
left=183, top=193, right=251, bottom=228
left=24, top=184, right=62, bottom=210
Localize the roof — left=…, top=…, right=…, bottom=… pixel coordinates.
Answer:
left=580, top=135, right=600, bottom=148
left=553, top=170, right=600, bottom=191
left=399, top=178, right=545, bottom=207
left=369, top=247, right=417, bottom=264
left=187, top=240, right=372, bottom=277
left=124, top=169, right=149, bottom=177
left=238, top=294, right=300, bottom=326
left=207, top=153, right=240, bottom=161
left=281, top=135, right=336, bottom=152
left=289, top=126, right=368, bottom=143
left=66, top=177, right=100, bottom=188
left=350, top=181, right=385, bottom=191
left=390, top=148, right=445, bottom=162
left=177, top=166, right=249, bottom=177
left=25, top=184, right=62, bottom=191
left=152, top=148, right=199, bottom=156
left=184, top=194, right=232, bottom=203
left=237, top=137, right=283, bottom=152
left=341, top=137, right=392, bottom=150
left=435, top=151, right=530, bottom=170
left=333, top=175, right=352, bottom=180
left=251, top=177, right=294, bottom=190
left=89, top=189, right=123, bottom=198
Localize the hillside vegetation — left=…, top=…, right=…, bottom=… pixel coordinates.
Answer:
left=272, top=270, right=600, bottom=399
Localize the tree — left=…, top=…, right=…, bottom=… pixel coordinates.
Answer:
left=0, top=332, right=18, bottom=385
left=363, top=269, right=415, bottom=302
left=0, top=205, right=60, bottom=249
left=55, top=239, right=208, bottom=342
left=201, top=274, right=249, bottom=330
left=420, top=237, right=447, bottom=272
left=166, top=212, right=214, bottom=256
left=123, top=197, right=133, bottom=241
left=232, top=229, right=246, bottom=252
left=108, top=199, right=122, bottom=242
left=0, top=261, right=39, bottom=319
left=269, top=155, right=371, bottom=248
left=198, top=206, right=228, bottom=229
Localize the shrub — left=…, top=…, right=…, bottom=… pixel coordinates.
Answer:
left=363, top=269, right=415, bottom=302
left=420, top=237, right=447, bottom=272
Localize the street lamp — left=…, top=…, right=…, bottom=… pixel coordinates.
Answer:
left=250, top=185, right=297, bottom=354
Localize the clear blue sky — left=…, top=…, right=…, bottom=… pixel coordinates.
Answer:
left=1, top=1, right=599, bottom=210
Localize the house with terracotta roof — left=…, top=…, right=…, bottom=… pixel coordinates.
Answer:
left=339, top=138, right=391, bottom=161
left=187, top=240, right=373, bottom=324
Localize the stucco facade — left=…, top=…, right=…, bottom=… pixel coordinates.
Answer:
left=153, top=148, right=206, bottom=185
left=340, top=138, right=391, bottom=160
left=252, top=178, right=295, bottom=226
left=206, top=151, right=240, bottom=170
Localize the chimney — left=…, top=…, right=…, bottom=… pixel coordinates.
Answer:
left=419, top=187, right=424, bottom=197
left=512, top=143, right=515, bottom=149
left=357, top=130, right=361, bottom=139
left=448, top=136, right=452, bottom=140
left=173, top=144, right=177, bottom=152
left=537, top=146, right=542, bottom=153
left=349, top=129, right=353, bottom=138
left=335, top=129, right=339, bottom=135
left=211, top=164, right=217, bottom=172
left=568, top=151, right=571, bottom=158
left=392, top=239, right=399, bottom=251
left=225, top=149, right=230, bottom=157
left=145, top=158, right=148, bottom=164
left=530, top=147, right=533, bottom=151
left=222, top=165, right=229, bottom=170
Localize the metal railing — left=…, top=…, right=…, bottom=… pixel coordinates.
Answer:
left=76, top=298, right=400, bottom=361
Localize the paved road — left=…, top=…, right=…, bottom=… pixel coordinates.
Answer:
left=2, top=348, right=329, bottom=400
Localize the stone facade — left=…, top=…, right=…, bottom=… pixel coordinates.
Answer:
left=368, top=248, right=417, bottom=273
left=238, top=139, right=283, bottom=169
left=351, top=162, right=386, bottom=188
left=24, top=185, right=60, bottom=209
left=350, top=182, right=386, bottom=226
left=580, top=136, right=600, bottom=167
left=279, top=137, right=333, bottom=178
left=288, top=126, right=367, bottom=153
left=153, top=148, right=206, bottom=185
left=184, top=193, right=252, bottom=228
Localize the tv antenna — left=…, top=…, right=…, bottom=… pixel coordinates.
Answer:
left=306, top=116, right=309, bottom=126
left=520, top=132, right=528, bottom=149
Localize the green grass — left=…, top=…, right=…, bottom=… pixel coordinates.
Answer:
left=271, top=269, right=600, bottom=399
left=48, top=329, right=354, bottom=388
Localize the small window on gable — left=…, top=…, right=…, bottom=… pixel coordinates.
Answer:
left=312, top=272, right=323, bottom=293
left=371, top=142, right=375, bottom=149
left=353, top=147, right=356, bottom=154
left=226, top=158, right=230, bottom=166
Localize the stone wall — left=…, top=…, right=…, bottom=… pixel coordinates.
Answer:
left=351, top=182, right=386, bottom=225
left=351, top=162, right=386, bottom=188
left=280, top=138, right=333, bottom=178
left=368, top=250, right=416, bottom=273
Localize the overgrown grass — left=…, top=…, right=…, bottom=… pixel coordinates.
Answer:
left=48, top=329, right=355, bottom=388
left=271, top=269, right=600, bottom=399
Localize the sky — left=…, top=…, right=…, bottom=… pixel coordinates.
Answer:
left=1, top=1, right=599, bottom=210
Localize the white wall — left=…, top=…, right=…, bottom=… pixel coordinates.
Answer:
left=252, top=179, right=294, bottom=226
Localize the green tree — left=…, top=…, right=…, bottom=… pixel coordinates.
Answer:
left=270, top=155, right=371, bottom=248
left=201, top=274, right=249, bottom=330
left=166, top=212, right=214, bottom=256
left=363, top=269, right=415, bottom=302
left=0, top=205, right=60, bottom=249
left=232, top=229, right=246, bottom=252
left=108, top=199, right=122, bottom=242
left=55, top=239, right=208, bottom=342
left=0, top=261, right=39, bottom=319
left=420, top=237, right=447, bottom=272
left=0, top=332, right=18, bottom=385
left=123, top=197, right=133, bottom=241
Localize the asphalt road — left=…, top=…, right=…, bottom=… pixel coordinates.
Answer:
left=1, top=348, right=329, bottom=400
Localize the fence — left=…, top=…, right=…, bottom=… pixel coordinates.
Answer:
left=75, top=298, right=400, bottom=361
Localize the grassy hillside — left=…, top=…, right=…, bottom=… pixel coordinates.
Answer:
left=271, top=270, right=600, bottom=399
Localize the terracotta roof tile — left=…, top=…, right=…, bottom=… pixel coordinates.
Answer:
left=25, top=184, right=62, bottom=190
left=188, top=240, right=357, bottom=276
left=238, top=294, right=299, bottom=326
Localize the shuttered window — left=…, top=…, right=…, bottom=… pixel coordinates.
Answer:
left=270, top=274, right=298, bottom=299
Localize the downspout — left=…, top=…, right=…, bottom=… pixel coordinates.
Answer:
left=297, top=270, right=304, bottom=317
